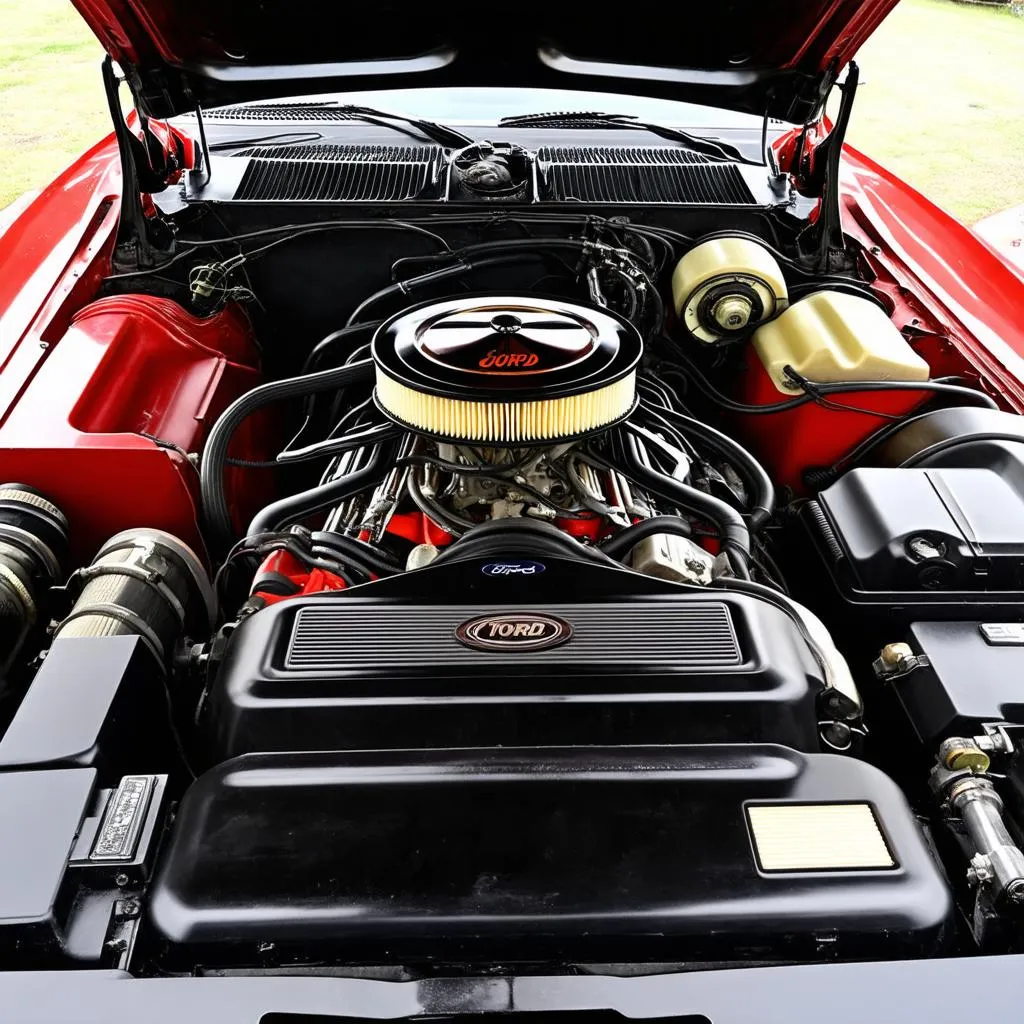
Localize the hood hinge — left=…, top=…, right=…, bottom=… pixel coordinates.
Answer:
left=103, top=56, right=184, bottom=272
left=795, top=61, right=860, bottom=274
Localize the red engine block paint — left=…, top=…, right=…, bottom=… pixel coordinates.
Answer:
left=736, top=346, right=929, bottom=493
left=384, top=511, right=454, bottom=547
left=556, top=512, right=603, bottom=542
left=251, top=549, right=347, bottom=605
left=0, top=294, right=267, bottom=559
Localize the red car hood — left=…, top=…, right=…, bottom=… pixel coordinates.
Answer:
left=71, top=0, right=900, bottom=122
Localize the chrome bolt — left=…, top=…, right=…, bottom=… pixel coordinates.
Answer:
left=968, top=853, right=994, bottom=887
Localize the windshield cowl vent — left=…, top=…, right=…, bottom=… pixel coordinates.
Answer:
left=537, top=146, right=755, bottom=205
left=231, top=144, right=446, bottom=202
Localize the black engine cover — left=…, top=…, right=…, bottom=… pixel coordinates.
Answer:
left=203, top=546, right=826, bottom=758
left=149, top=745, right=953, bottom=965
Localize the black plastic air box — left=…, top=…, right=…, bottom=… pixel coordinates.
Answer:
left=894, top=621, right=1024, bottom=742
left=149, top=745, right=954, bottom=965
left=0, top=636, right=166, bottom=781
left=0, top=768, right=167, bottom=961
left=809, top=462, right=1024, bottom=621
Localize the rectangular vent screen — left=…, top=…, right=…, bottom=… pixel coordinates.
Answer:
left=538, top=146, right=755, bottom=205
left=286, top=602, right=742, bottom=671
left=203, top=104, right=368, bottom=122
left=232, top=145, right=444, bottom=202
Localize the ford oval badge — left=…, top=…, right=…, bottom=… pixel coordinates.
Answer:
left=481, top=561, right=546, bottom=577
left=455, top=613, right=572, bottom=652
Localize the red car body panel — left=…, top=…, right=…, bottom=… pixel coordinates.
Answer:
left=0, top=137, right=268, bottom=559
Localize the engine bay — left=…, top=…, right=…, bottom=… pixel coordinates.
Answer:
left=4, top=131, right=1024, bottom=976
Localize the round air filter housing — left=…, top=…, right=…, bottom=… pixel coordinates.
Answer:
left=372, top=295, right=642, bottom=444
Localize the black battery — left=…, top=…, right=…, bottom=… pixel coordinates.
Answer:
left=894, top=620, right=1024, bottom=743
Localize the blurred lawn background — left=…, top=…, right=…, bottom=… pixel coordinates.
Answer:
left=1, top=0, right=1022, bottom=223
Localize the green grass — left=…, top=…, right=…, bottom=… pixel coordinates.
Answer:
left=0, top=0, right=106, bottom=208
left=847, top=0, right=1024, bottom=224
left=0, top=0, right=1022, bottom=223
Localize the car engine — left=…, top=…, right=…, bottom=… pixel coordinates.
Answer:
left=4, top=138, right=1024, bottom=976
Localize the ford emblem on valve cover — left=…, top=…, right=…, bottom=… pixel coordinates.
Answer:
left=481, top=561, right=546, bottom=576
left=455, top=613, right=572, bottom=652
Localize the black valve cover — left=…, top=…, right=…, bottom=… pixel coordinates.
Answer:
left=202, top=538, right=827, bottom=759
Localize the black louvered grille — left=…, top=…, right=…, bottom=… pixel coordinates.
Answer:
left=203, top=104, right=366, bottom=122
left=538, top=146, right=755, bottom=204
left=286, top=601, right=742, bottom=671
left=232, top=145, right=444, bottom=201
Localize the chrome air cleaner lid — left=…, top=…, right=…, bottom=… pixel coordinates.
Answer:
left=371, top=295, right=642, bottom=444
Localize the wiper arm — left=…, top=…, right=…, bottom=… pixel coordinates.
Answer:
left=499, top=111, right=759, bottom=165
left=326, top=104, right=474, bottom=149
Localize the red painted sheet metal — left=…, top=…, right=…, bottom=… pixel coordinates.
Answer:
left=736, top=349, right=930, bottom=493
left=0, top=294, right=264, bottom=560
left=840, top=146, right=1024, bottom=410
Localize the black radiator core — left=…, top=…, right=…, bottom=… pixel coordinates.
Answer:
left=538, top=146, right=755, bottom=204
left=232, top=144, right=445, bottom=201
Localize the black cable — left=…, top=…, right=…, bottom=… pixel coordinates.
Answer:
left=637, top=395, right=775, bottom=530
left=406, top=468, right=476, bottom=535
left=201, top=359, right=375, bottom=548
left=599, top=516, right=693, bottom=560
left=175, top=219, right=451, bottom=253
left=308, top=531, right=404, bottom=575
left=302, top=321, right=382, bottom=372
left=247, top=441, right=396, bottom=538
left=782, top=366, right=1000, bottom=411
left=346, top=252, right=550, bottom=327
left=670, top=343, right=998, bottom=416
left=615, top=427, right=752, bottom=579
left=276, top=422, right=401, bottom=464
left=104, top=220, right=451, bottom=283
left=563, top=457, right=617, bottom=519
left=788, top=281, right=889, bottom=313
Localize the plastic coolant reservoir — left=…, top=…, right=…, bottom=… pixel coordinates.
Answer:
left=739, top=290, right=931, bottom=492
left=751, top=290, right=929, bottom=393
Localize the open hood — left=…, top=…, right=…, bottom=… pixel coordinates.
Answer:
left=72, top=0, right=900, bottom=123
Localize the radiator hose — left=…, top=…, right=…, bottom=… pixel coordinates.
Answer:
left=54, top=529, right=215, bottom=666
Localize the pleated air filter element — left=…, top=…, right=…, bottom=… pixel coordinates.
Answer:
left=372, top=296, right=642, bottom=444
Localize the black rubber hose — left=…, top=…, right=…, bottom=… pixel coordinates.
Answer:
left=246, top=441, right=395, bottom=539
left=346, top=252, right=550, bottom=327
left=308, top=532, right=404, bottom=575
left=201, top=359, right=375, bottom=548
left=795, top=374, right=1000, bottom=409
left=638, top=398, right=775, bottom=530
left=599, top=516, right=693, bottom=561
left=670, top=345, right=999, bottom=415
left=617, top=428, right=752, bottom=579
left=302, top=321, right=382, bottom=372
left=406, top=469, right=476, bottom=536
